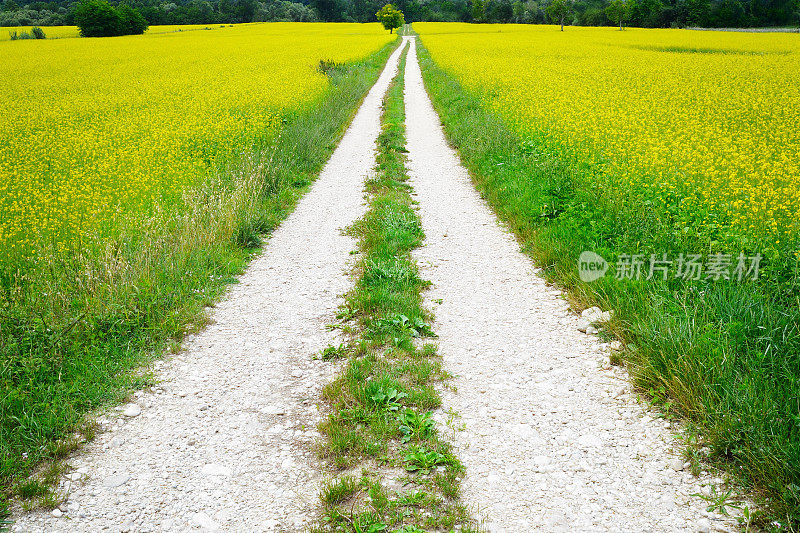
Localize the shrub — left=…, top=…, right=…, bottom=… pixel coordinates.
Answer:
left=376, top=3, right=404, bottom=33
left=7, top=27, right=45, bottom=40
left=73, top=0, right=148, bottom=37
left=117, top=4, right=147, bottom=35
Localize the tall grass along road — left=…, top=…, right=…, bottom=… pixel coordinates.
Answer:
left=8, top=37, right=406, bottom=532
left=404, top=36, right=738, bottom=532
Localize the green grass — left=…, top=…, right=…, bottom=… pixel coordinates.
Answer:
left=0, top=37, right=401, bottom=519
left=312, top=43, right=478, bottom=533
left=416, top=37, right=800, bottom=530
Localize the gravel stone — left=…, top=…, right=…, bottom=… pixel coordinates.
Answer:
left=200, top=464, right=231, bottom=477
left=122, top=404, right=141, bottom=417
left=191, top=511, right=220, bottom=531
left=671, top=458, right=686, bottom=471
left=103, top=475, right=130, bottom=488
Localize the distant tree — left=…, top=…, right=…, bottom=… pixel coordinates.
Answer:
left=376, top=3, right=403, bottom=31
left=73, top=0, right=148, bottom=36
left=486, top=0, right=513, bottom=21
left=628, top=0, right=664, bottom=26
left=312, top=0, right=339, bottom=20
left=684, top=0, right=710, bottom=25
left=605, top=0, right=627, bottom=27
left=118, top=4, right=148, bottom=32
left=73, top=0, right=120, bottom=36
left=546, top=0, right=570, bottom=28
left=471, top=0, right=486, bottom=20
left=237, top=0, right=257, bottom=21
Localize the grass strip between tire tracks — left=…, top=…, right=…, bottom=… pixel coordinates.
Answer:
left=312, top=42, right=478, bottom=533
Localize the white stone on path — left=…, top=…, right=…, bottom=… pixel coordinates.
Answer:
left=201, top=464, right=231, bottom=477
left=122, top=404, right=141, bottom=417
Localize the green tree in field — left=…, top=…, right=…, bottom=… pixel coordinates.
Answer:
left=546, top=0, right=572, bottom=29
left=376, top=3, right=404, bottom=33
left=74, top=0, right=120, bottom=36
left=471, top=0, right=487, bottom=21
left=73, top=0, right=148, bottom=37
left=605, top=0, right=629, bottom=28
left=117, top=4, right=148, bottom=34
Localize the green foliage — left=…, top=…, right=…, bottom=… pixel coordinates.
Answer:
left=369, top=386, right=408, bottom=413
left=0, top=0, right=796, bottom=29
left=546, top=0, right=572, bottom=28
left=398, top=409, right=436, bottom=443
left=376, top=3, right=404, bottom=33
left=7, top=25, right=44, bottom=39
left=117, top=4, right=148, bottom=34
left=605, top=0, right=629, bottom=27
left=471, top=0, right=487, bottom=22
left=73, top=0, right=148, bottom=37
left=321, top=475, right=359, bottom=506
left=404, top=446, right=452, bottom=474
left=320, top=343, right=349, bottom=360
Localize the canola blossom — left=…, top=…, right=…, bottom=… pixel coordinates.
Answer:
left=0, top=23, right=393, bottom=256
left=0, top=25, right=80, bottom=40
left=415, top=23, right=800, bottom=258
left=0, top=24, right=261, bottom=41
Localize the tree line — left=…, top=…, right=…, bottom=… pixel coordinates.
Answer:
left=1, top=0, right=797, bottom=30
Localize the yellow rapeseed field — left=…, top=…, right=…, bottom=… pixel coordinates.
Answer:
left=0, top=24, right=261, bottom=41
left=415, top=23, right=800, bottom=258
left=0, top=25, right=80, bottom=40
left=0, top=23, right=392, bottom=256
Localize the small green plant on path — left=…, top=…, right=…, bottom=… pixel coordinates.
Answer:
left=404, top=447, right=453, bottom=475
left=692, top=486, right=742, bottom=517
left=312, top=43, right=478, bottom=533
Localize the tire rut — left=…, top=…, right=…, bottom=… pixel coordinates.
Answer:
left=10, top=39, right=408, bottom=533
left=404, top=36, right=738, bottom=533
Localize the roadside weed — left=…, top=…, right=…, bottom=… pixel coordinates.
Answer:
left=398, top=409, right=435, bottom=444
left=692, top=486, right=741, bottom=516
left=404, top=447, right=452, bottom=475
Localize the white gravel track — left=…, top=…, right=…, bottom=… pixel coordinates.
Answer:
left=404, top=36, right=738, bottom=533
left=11, top=39, right=408, bottom=533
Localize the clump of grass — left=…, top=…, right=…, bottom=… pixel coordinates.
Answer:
left=314, top=45, right=476, bottom=532
left=416, top=36, right=800, bottom=527
left=0, top=38, right=401, bottom=518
